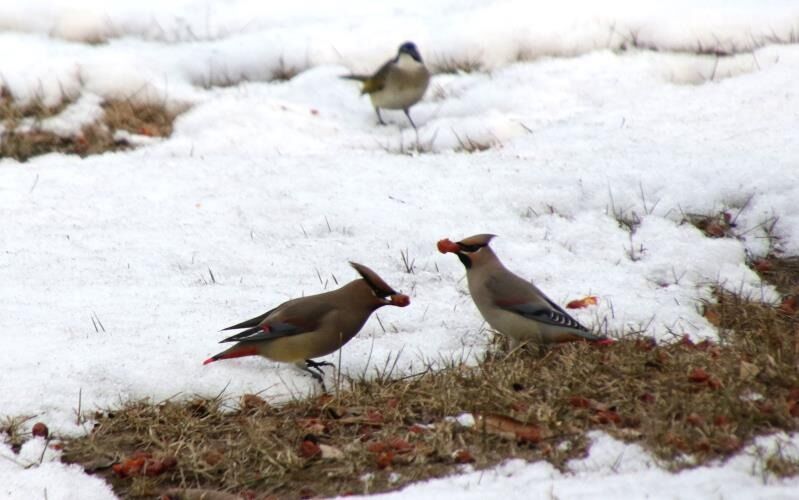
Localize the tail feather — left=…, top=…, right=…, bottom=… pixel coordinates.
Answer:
left=340, top=74, right=369, bottom=82
left=221, top=309, right=273, bottom=331
left=220, top=325, right=263, bottom=343
left=203, top=345, right=259, bottom=365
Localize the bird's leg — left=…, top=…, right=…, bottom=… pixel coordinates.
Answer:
left=403, top=109, right=417, bottom=130
left=295, top=361, right=330, bottom=392
left=375, top=108, right=386, bottom=125
left=305, top=359, right=335, bottom=376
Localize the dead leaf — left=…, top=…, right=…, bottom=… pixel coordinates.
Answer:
left=779, top=295, right=798, bottom=315
left=788, top=401, right=799, bottom=418
left=566, top=296, right=598, bottom=309
left=704, top=308, right=721, bottom=326
left=298, top=439, right=321, bottom=459
left=366, top=441, right=387, bottom=453
left=319, top=443, right=344, bottom=460
left=686, top=413, right=704, bottom=426
left=387, top=437, right=413, bottom=453
left=717, top=435, right=742, bottom=453
left=704, top=220, right=726, bottom=237
left=202, top=450, right=223, bottom=466
left=635, top=338, right=657, bottom=351
left=568, top=396, right=591, bottom=409
left=375, top=450, right=394, bottom=469
left=694, top=437, right=712, bottom=453
left=713, top=415, right=731, bottom=427
left=240, top=394, right=269, bottom=413
left=753, top=259, right=773, bottom=272
left=739, top=361, right=760, bottom=380
left=298, top=418, right=326, bottom=434
left=366, top=438, right=413, bottom=454
left=639, top=392, right=656, bottom=404
left=113, top=451, right=175, bottom=478
left=473, top=413, right=542, bottom=444
left=663, top=432, right=689, bottom=452
left=452, top=448, right=475, bottom=463
left=689, top=368, right=710, bottom=383
left=590, top=410, right=621, bottom=425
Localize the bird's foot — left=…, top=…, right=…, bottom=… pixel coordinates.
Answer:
left=305, top=359, right=335, bottom=376
left=375, top=108, right=387, bottom=125
left=296, top=361, right=330, bottom=392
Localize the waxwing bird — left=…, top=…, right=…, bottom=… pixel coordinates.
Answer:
left=341, top=41, right=430, bottom=129
left=204, top=262, right=410, bottom=388
left=437, top=234, right=605, bottom=348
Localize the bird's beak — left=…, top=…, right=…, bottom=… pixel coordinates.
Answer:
left=437, top=238, right=461, bottom=254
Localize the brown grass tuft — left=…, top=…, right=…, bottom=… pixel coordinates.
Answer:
left=682, top=210, right=737, bottom=238
left=270, top=57, right=304, bottom=82
left=429, top=54, right=484, bottom=75
left=0, top=91, right=183, bottom=162
left=752, top=256, right=799, bottom=297
left=1, top=415, right=35, bottom=454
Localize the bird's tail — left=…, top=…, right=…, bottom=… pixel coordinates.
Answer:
left=203, top=345, right=259, bottom=365
left=340, top=74, right=369, bottom=82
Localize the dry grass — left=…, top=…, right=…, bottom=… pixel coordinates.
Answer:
left=0, top=415, right=35, bottom=454
left=379, top=128, right=501, bottom=156
left=0, top=90, right=181, bottom=162
left=55, top=266, right=799, bottom=498
left=752, top=256, right=799, bottom=296
left=682, top=210, right=738, bottom=239
left=271, top=57, right=304, bottom=82
left=101, top=100, right=178, bottom=138
left=429, top=54, right=484, bottom=75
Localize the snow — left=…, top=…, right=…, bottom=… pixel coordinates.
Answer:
left=0, top=439, right=116, bottom=499
left=1, top=0, right=798, bottom=498
left=356, top=432, right=799, bottom=500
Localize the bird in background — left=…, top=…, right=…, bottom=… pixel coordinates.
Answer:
left=437, top=234, right=606, bottom=349
left=341, top=41, right=431, bottom=129
left=204, top=262, right=410, bottom=389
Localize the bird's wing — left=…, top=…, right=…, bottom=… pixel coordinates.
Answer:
left=485, top=273, right=589, bottom=332
left=220, top=306, right=279, bottom=331
left=359, top=61, right=392, bottom=94
left=499, top=301, right=589, bottom=332
left=218, top=299, right=336, bottom=343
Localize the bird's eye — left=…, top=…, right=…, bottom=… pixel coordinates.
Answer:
left=459, top=244, right=482, bottom=253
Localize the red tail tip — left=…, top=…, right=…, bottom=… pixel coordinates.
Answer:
left=202, top=357, right=216, bottom=365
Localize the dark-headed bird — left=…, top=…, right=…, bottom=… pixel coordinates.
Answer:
left=341, top=41, right=430, bottom=129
